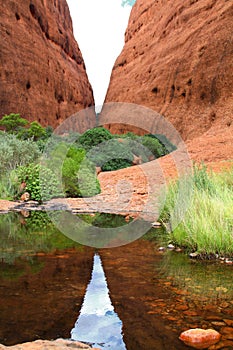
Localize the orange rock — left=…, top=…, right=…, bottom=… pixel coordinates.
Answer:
left=0, top=0, right=94, bottom=127
left=96, top=166, right=102, bottom=175
left=179, top=328, right=221, bottom=349
left=221, top=326, right=233, bottom=340
left=105, top=0, right=233, bottom=142
left=103, top=0, right=233, bottom=169
left=20, top=192, right=30, bottom=201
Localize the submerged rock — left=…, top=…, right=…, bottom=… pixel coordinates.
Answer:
left=179, top=328, right=221, bottom=349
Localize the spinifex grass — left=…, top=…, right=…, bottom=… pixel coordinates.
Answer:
left=160, top=163, right=233, bottom=256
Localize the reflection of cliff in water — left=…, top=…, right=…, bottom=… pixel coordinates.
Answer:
left=0, top=248, right=94, bottom=346
left=71, top=254, right=126, bottom=349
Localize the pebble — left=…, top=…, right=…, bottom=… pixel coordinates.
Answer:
left=151, top=221, right=162, bottom=227
left=225, top=259, right=233, bottom=264
left=211, top=321, right=226, bottom=327
left=189, top=252, right=199, bottom=258
left=167, top=244, right=175, bottom=250
left=158, top=246, right=165, bottom=251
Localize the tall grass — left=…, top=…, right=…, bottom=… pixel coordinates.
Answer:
left=0, top=172, right=19, bottom=200
left=160, top=163, right=233, bottom=256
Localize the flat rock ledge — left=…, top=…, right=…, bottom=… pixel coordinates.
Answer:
left=0, top=339, right=100, bottom=350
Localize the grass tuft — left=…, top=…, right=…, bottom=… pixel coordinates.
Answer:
left=159, top=163, right=233, bottom=256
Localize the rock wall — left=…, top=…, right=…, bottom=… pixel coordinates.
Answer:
left=104, top=0, right=233, bottom=140
left=0, top=0, right=94, bottom=127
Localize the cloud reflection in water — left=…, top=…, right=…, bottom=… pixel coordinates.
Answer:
left=71, top=254, right=127, bottom=349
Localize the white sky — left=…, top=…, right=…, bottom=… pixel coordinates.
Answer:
left=66, top=0, right=132, bottom=111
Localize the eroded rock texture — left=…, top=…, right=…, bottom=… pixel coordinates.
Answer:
left=105, top=0, right=233, bottom=140
left=0, top=0, right=94, bottom=127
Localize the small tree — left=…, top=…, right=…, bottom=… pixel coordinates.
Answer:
left=78, top=127, right=113, bottom=151
left=27, top=121, right=46, bottom=141
left=18, top=121, right=46, bottom=141
left=0, top=113, right=28, bottom=133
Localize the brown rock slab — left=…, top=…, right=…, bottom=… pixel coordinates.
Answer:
left=179, top=328, right=221, bottom=349
left=208, top=339, right=233, bottom=349
left=223, top=319, right=233, bottom=327
left=221, top=326, right=233, bottom=340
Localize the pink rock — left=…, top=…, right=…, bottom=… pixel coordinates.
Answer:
left=96, top=166, right=102, bottom=175
left=179, top=328, right=221, bottom=349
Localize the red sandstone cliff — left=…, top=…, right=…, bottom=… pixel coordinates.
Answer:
left=0, top=0, right=94, bottom=127
left=104, top=0, right=233, bottom=143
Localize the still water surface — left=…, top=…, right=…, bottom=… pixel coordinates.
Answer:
left=0, top=212, right=232, bottom=349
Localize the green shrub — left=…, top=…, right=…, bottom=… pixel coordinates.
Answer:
left=122, top=138, right=152, bottom=162
left=87, top=139, right=133, bottom=171
left=24, top=211, right=51, bottom=231
left=146, top=134, right=176, bottom=153
left=115, top=132, right=139, bottom=140
left=0, top=172, right=19, bottom=200
left=0, top=113, right=28, bottom=133
left=78, top=127, right=113, bottom=151
left=16, top=163, right=63, bottom=202
left=62, top=146, right=100, bottom=197
left=77, top=159, right=101, bottom=197
left=159, top=164, right=233, bottom=256
left=17, top=121, right=46, bottom=141
left=140, top=135, right=166, bottom=158
left=0, top=133, right=41, bottom=173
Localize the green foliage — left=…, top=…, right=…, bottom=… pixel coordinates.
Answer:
left=140, top=135, right=166, bottom=158
left=78, top=127, right=113, bottom=151
left=146, top=134, right=177, bottom=153
left=0, top=113, right=28, bottom=133
left=0, top=172, right=18, bottom=200
left=45, top=125, right=53, bottom=138
left=23, top=211, right=51, bottom=231
left=0, top=132, right=41, bottom=173
left=0, top=118, right=175, bottom=198
left=17, top=121, right=47, bottom=141
left=88, top=139, right=133, bottom=171
left=77, top=158, right=101, bottom=197
left=122, top=138, right=152, bottom=162
left=91, top=213, right=131, bottom=228
left=159, top=164, right=233, bottom=256
left=0, top=212, right=82, bottom=265
left=62, top=146, right=100, bottom=197
left=115, top=132, right=139, bottom=140
left=16, top=163, right=63, bottom=202
left=193, top=162, right=215, bottom=194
